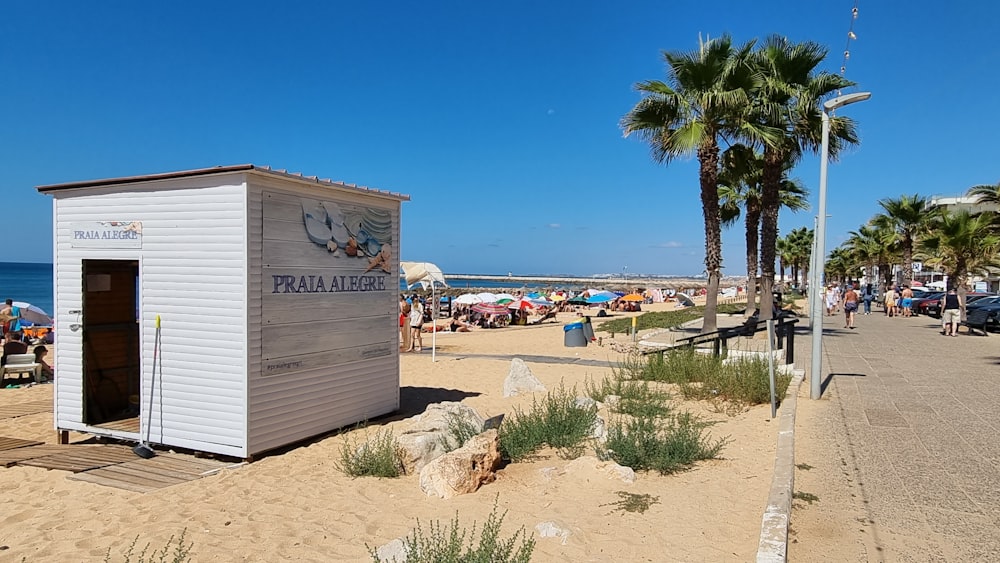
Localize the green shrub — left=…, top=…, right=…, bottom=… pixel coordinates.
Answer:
left=599, top=412, right=728, bottom=474
left=337, top=426, right=405, bottom=478
left=499, top=382, right=597, bottom=462
left=440, top=412, right=483, bottom=453
left=371, top=497, right=535, bottom=563
left=585, top=373, right=672, bottom=419
left=618, top=349, right=791, bottom=409
left=103, top=530, right=192, bottom=563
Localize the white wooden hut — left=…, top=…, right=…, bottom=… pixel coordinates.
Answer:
left=37, top=165, right=409, bottom=459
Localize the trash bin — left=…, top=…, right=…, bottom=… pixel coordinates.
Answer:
left=581, top=316, right=595, bottom=341
left=563, top=322, right=587, bottom=347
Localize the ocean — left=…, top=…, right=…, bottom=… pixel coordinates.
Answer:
left=0, top=262, right=54, bottom=315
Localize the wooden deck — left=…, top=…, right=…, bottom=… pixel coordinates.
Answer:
left=0, top=438, right=241, bottom=492
left=68, top=454, right=236, bottom=493
left=0, top=399, right=53, bottom=419
left=0, top=436, right=44, bottom=451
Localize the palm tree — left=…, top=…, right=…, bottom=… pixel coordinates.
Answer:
left=719, top=144, right=809, bottom=317
left=872, top=194, right=938, bottom=287
left=920, top=209, right=1000, bottom=314
left=780, top=227, right=812, bottom=291
left=622, top=35, right=766, bottom=333
left=845, top=224, right=889, bottom=289
left=753, top=36, right=858, bottom=321
left=967, top=181, right=1000, bottom=208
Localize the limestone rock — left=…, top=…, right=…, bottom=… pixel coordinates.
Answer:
left=591, top=415, right=606, bottom=441
left=574, top=396, right=597, bottom=410
left=564, top=455, right=635, bottom=484
left=503, top=358, right=546, bottom=397
left=535, top=521, right=571, bottom=545
left=374, top=538, right=409, bottom=562
left=396, top=402, right=485, bottom=474
left=419, top=429, right=501, bottom=499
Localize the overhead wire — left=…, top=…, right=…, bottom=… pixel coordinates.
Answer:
left=838, top=1, right=861, bottom=95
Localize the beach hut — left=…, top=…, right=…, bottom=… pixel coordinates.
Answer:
left=37, top=165, right=409, bottom=459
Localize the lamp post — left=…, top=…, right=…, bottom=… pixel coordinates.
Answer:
left=810, top=91, right=871, bottom=400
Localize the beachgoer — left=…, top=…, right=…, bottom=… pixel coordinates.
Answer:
left=825, top=286, right=839, bottom=316
left=900, top=286, right=914, bottom=317
left=33, top=345, right=53, bottom=381
left=399, top=296, right=412, bottom=351
left=1, top=331, right=28, bottom=366
left=843, top=286, right=859, bottom=329
left=0, top=299, right=13, bottom=342
left=406, top=300, right=424, bottom=352
left=940, top=288, right=961, bottom=336
left=450, top=312, right=472, bottom=333
left=884, top=285, right=898, bottom=317
left=861, top=284, right=874, bottom=315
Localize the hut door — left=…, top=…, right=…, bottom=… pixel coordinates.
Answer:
left=81, top=260, right=140, bottom=426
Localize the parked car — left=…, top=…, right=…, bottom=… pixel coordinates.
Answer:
left=910, top=292, right=945, bottom=316
left=923, top=292, right=996, bottom=318
left=964, top=298, right=1000, bottom=332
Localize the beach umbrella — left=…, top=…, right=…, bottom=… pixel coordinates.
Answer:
left=495, top=293, right=516, bottom=301
left=567, top=295, right=588, bottom=305
left=495, top=298, right=514, bottom=305
left=400, top=261, right=448, bottom=362
left=472, top=302, right=509, bottom=315
left=507, top=299, right=535, bottom=311
left=620, top=293, right=644, bottom=302
left=675, top=293, right=696, bottom=307
left=11, top=302, right=53, bottom=326
left=549, top=293, right=566, bottom=302
left=585, top=291, right=618, bottom=304
left=454, top=293, right=482, bottom=305
left=476, top=292, right=499, bottom=303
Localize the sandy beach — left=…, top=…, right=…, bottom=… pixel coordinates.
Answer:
left=0, top=301, right=784, bottom=562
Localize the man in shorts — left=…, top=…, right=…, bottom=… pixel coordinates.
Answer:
left=940, top=288, right=961, bottom=336
left=900, top=285, right=914, bottom=317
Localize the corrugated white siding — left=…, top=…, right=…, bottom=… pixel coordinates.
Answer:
left=246, top=177, right=401, bottom=455
left=51, top=175, right=249, bottom=457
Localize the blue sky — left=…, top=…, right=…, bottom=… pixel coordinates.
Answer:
left=2, top=1, right=997, bottom=276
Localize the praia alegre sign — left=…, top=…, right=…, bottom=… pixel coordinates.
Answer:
left=271, top=274, right=387, bottom=294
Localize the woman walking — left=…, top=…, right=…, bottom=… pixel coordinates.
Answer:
left=406, top=299, right=424, bottom=352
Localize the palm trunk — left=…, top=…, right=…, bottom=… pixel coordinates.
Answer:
left=744, top=203, right=761, bottom=318
left=902, top=236, right=913, bottom=286
left=698, top=139, right=722, bottom=334
left=758, top=147, right=783, bottom=321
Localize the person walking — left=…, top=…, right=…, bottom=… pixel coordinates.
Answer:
left=861, top=284, right=875, bottom=315
left=940, top=288, right=961, bottom=336
left=884, top=285, right=898, bottom=317
left=825, top=286, right=839, bottom=316
left=406, top=299, right=424, bottom=352
left=900, top=285, right=914, bottom=317
left=843, top=285, right=860, bottom=329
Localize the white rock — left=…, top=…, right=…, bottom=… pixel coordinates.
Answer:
left=574, top=396, right=597, bottom=410
left=503, top=358, right=546, bottom=397
left=374, top=538, right=409, bottom=562
left=396, top=402, right=485, bottom=474
left=535, top=521, right=571, bottom=545
left=591, top=416, right=606, bottom=441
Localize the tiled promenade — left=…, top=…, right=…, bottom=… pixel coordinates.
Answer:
left=789, top=308, right=1000, bottom=561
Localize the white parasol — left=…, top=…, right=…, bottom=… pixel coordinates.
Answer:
left=400, top=262, right=448, bottom=362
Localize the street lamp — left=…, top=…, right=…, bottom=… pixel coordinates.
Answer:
left=810, top=91, right=871, bottom=400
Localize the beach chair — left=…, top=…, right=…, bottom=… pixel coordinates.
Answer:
left=0, top=353, right=43, bottom=384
